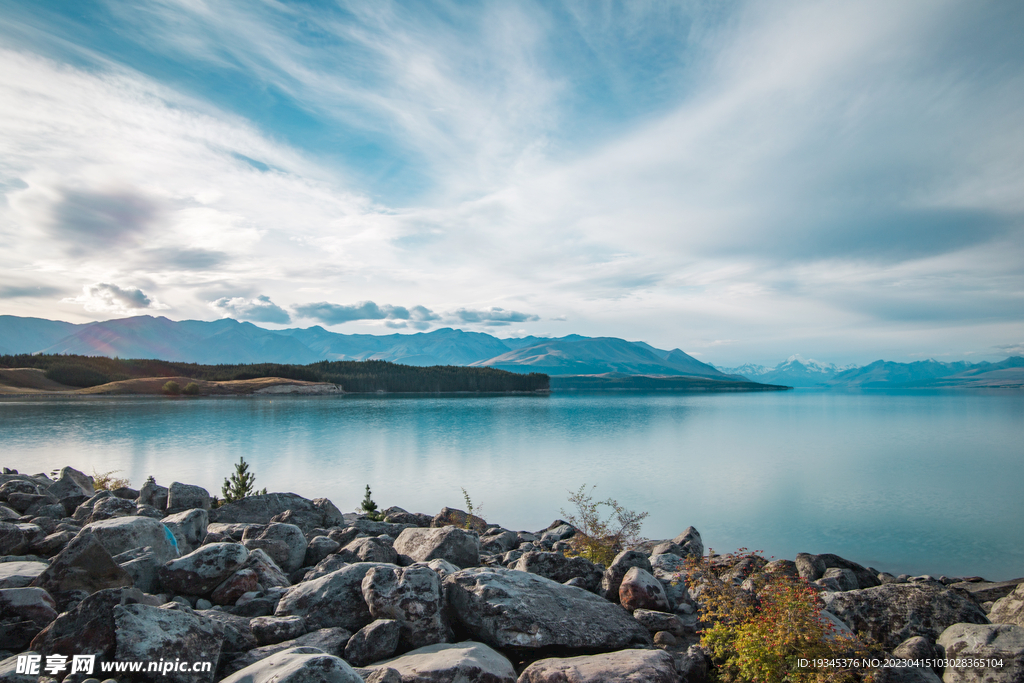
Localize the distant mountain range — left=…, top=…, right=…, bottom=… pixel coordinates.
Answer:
left=2, top=315, right=1020, bottom=388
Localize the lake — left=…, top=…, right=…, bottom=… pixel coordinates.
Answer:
left=2, top=389, right=1021, bottom=580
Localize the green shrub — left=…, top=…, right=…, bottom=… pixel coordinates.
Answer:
left=360, top=484, right=384, bottom=521
left=686, top=550, right=879, bottom=683
left=221, top=456, right=266, bottom=503
left=162, top=380, right=181, bottom=395
left=92, top=469, right=130, bottom=490
left=460, top=488, right=487, bottom=532
left=560, top=484, right=648, bottom=566
left=183, top=382, right=200, bottom=395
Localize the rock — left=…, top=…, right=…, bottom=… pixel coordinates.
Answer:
left=276, top=563, right=396, bottom=631
left=765, top=558, right=800, bottom=578
left=344, top=619, right=401, bottom=666
left=633, top=609, right=687, bottom=637
left=0, top=561, right=48, bottom=588
left=949, top=578, right=1024, bottom=604
left=304, top=536, right=341, bottom=567
left=116, top=546, right=164, bottom=592
left=166, top=481, right=211, bottom=513
left=342, top=536, right=398, bottom=565
left=513, top=551, right=603, bottom=593
left=480, top=529, right=519, bottom=554
left=651, top=541, right=686, bottom=557
left=519, top=648, right=677, bottom=683
left=368, top=642, right=515, bottom=683
left=242, top=547, right=292, bottom=589
left=601, top=550, right=652, bottom=602
left=29, top=529, right=76, bottom=557
left=139, top=478, right=169, bottom=510
left=349, top=519, right=415, bottom=538
left=430, top=506, right=482, bottom=529
left=360, top=667, right=402, bottom=683
left=823, top=583, right=989, bottom=649
left=892, top=635, right=940, bottom=663
left=243, top=523, right=308, bottom=573
left=0, top=504, right=19, bottom=521
left=619, top=566, right=670, bottom=613
left=823, top=567, right=859, bottom=591
left=212, top=568, right=260, bottom=605
left=393, top=526, right=480, bottom=568
left=220, top=646, right=364, bottom=683
left=210, top=493, right=344, bottom=534
left=225, top=628, right=352, bottom=675
left=990, top=583, right=1024, bottom=626
left=31, top=531, right=132, bottom=594
left=113, top=603, right=222, bottom=683
left=415, top=558, right=460, bottom=579
left=86, top=495, right=136, bottom=522
left=672, top=526, right=704, bottom=558
left=0, top=521, right=28, bottom=555
left=0, top=587, right=58, bottom=648
left=796, top=553, right=827, bottom=581
left=445, top=567, right=651, bottom=653
left=362, top=565, right=451, bottom=650
left=161, top=508, right=209, bottom=554
left=937, top=622, right=1024, bottom=683
left=30, top=587, right=159, bottom=660
left=8, top=492, right=59, bottom=515
left=817, top=553, right=880, bottom=589
left=159, top=543, right=250, bottom=595
left=112, top=485, right=140, bottom=500
left=649, top=552, right=690, bottom=611
left=304, top=554, right=352, bottom=582
left=83, top=515, right=178, bottom=564
left=199, top=609, right=260, bottom=653
left=251, top=615, right=308, bottom=645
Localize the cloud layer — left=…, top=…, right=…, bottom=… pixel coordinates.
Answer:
left=0, top=1, right=1022, bottom=365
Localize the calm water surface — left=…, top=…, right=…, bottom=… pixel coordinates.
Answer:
left=2, top=389, right=1022, bottom=579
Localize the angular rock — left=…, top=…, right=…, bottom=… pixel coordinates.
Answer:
left=369, top=642, right=515, bottom=683
left=633, top=609, right=687, bottom=637
left=225, top=628, right=352, bottom=675
left=892, top=635, right=940, bottom=663
left=304, top=554, right=352, bottom=582
left=601, top=550, right=652, bottom=603
left=989, top=583, right=1024, bottom=626
left=199, top=609, right=260, bottom=653
left=619, top=566, right=670, bottom=613
left=416, top=558, right=460, bottom=579
left=672, top=526, right=704, bottom=558
left=212, top=568, right=260, bottom=605
left=276, top=563, right=396, bottom=631
left=159, top=543, right=250, bottom=595
left=31, top=531, right=132, bottom=594
left=445, top=567, right=651, bottom=653
left=221, top=646, right=364, bottom=683
left=480, top=529, right=518, bottom=554
left=113, top=603, right=222, bottom=683
left=0, top=560, right=48, bottom=589
left=242, top=547, right=292, bottom=589
left=937, top=622, right=1024, bottom=683
left=348, top=519, right=414, bottom=538
left=139, top=477, right=170, bottom=510
left=950, top=578, right=1024, bottom=604
left=162, top=508, right=209, bottom=555
left=0, top=587, right=58, bottom=648
left=394, top=526, right=480, bottom=568
left=251, top=615, right=308, bottom=646
left=0, top=521, right=28, bottom=555
left=823, top=583, right=989, bottom=649
left=765, top=558, right=800, bottom=578
left=817, top=553, right=880, bottom=589
left=30, top=587, right=159, bottom=660
left=796, top=552, right=827, bottom=581
left=210, top=493, right=344, bottom=534
left=243, top=523, right=308, bottom=573
left=513, top=551, right=603, bottom=593
left=304, top=536, right=341, bottom=567
left=29, top=529, right=76, bottom=557
left=362, top=565, right=451, bottom=650
left=86, top=495, right=136, bottom=522
left=166, top=481, right=212, bottom=513
left=344, top=618, right=401, bottom=667
left=342, top=536, right=398, bottom=565
left=117, top=545, right=164, bottom=592
left=519, top=648, right=677, bottom=683
left=0, top=652, right=45, bottom=683
left=823, top=567, right=859, bottom=591
left=83, top=515, right=178, bottom=564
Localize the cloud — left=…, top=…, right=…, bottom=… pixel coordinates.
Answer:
left=63, top=283, right=165, bottom=314
left=0, top=283, right=65, bottom=298
left=210, top=295, right=291, bottom=324
left=293, top=301, right=440, bottom=328
left=993, top=343, right=1024, bottom=358
left=141, top=247, right=229, bottom=271
left=451, top=307, right=540, bottom=327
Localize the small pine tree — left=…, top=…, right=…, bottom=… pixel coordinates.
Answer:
left=360, top=484, right=384, bottom=520
left=221, top=457, right=267, bottom=503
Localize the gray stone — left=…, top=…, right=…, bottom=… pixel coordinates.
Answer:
left=251, top=615, right=308, bottom=645
left=796, top=552, right=827, bottom=581
left=513, top=551, right=603, bottom=593
left=480, top=529, right=518, bottom=554
left=362, top=565, right=451, bottom=650
left=0, top=587, right=58, bottom=648
left=304, top=554, right=352, bottom=582
left=600, top=550, right=652, bottom=602
left=86, top=495, right=136, bottom=522
left=83, top=515, right=177, bottom=564
left=892, top=636, right=940, bottom=663
left=632, top=609, right=687, bottom=637
left=988, top=583, right=1024, bottom=626
left=817, top=553, right=881, bottom=589
left=937, top=622, right=1024, bottom=683
left=444, top=567, right=651, bottom=653
left=0, top=521, right=28, bottom=555
left=199, top=609, right=260, bottom=654
left=210, top=493, right=345, bottom=534
left=29, top=530, right=76, bottom=557
left=225, top=628, right=352, bottom=675
left=243, top=523, right=308, bottom=573
left=823, top=567, right=860, bottom=591
left=220, top=646, right=364, bottom=683
left=31, top=531, right=132, bottom=594
left=117, top=546, right=163, bottom=592
left=304, top=536, right=341, bottom=567
left=211, top=568, right=260, bottom=605
left=348, top=519, right=415, bottom=538
left=139, top=479, right=169, bottom=511
left=0, top=561, right=48, bottom=589
left=368, top=642, right=515, bottom=683
left=519, top=648, right=677, bottom=683
left=342, top=536, right=398, bottom=565
left=158, top=543, right=250, bottom=595
left=671, top=526, right=704, bottom=558
left=166, top=481, right=211, bottom=513
left=276, top=563, right=397, bottom=631
left=161, top=508, right=209, bottom=554
left=344, top=619, right=401, bottom=667
left=619, top=566, right=670, bottom=613
left=30, top=587, right=160, bottom=660
left=241, top=547, right=292, bottom=589
left=949, top=579, right=1024, bottom=604
left=393, top=526, right=480, bottom=568
left=824, top=583, right=989, bottom=649
left=113, top=603, right=222, bottom=683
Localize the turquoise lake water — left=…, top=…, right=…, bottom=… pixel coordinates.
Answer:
left=2, top=389, right=1022, bottom=580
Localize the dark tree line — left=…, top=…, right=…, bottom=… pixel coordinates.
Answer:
left=0, top=354, right=549, bottom=393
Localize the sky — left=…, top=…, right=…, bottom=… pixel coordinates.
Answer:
left=0, top=0, right=1022, bottom=367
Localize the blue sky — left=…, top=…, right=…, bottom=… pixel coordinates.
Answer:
left=0, top=0, right=1022, bottom=365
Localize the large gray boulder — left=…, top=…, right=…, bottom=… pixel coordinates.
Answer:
left=0, top=521, right=28, bottom=555
left=224, top=628, right=352, bottom=675
left=817, top=553, right=881, bottom=589
left=139, top=478, right=169, bottom=510
left=0, top=586, right=58, bottom=648
left=367, top=642, right=516, bottom=683
left=513, top=551, right=603, bottom=592
left=276, top=563, right=397, bottom=631
left=243, top=523, right=308, bottom=573
left=251, top=615, right=308, bottom=646
left=824, top=584, right=989, bottom=649
left=444, top=567, right=651, bottom=654
left=795, top=552, right=827, bottom=581
left=210, top=493, right=344, bottom=534
left=344, top=619, right=401, bottom=667
left=519, top=648, right=678, bottom=683
left=83, top=515, right=177, bottom=564
left=166, top=481, right=212, bottom=513
left=241, top=547, right=292, bottom=589
left=619, top=566, right=670, bottom=613
left=305, top=536, right=341, bottom=567
left=162, top=508, right=209, bottom=554
left=113, top=603, right=222, bottom=683
left=342, top=536, right=399, bottom=565
left=158, top=543, right=250, bottom=595
left=671, top=526, right=703, bottom=558
left=31, top=530, right=132, bottom=594
left=220, top=646, right=364, bottom=683
left=86, top=495, right=136, bottom=522
left=600, top=550, right=652, bottom=602
left=989, top=583, right=1024, bottom=626
left=0, top=560, right=48, bottom=589
left=46, top=467, right=94, bottom=515
left=362, top=565, right=451, bottom=650
left=393, top=526, right=480, bottom=568
left=937, top=622, right=1024, bottom=683
left=30, top=587, right=160, bottom=660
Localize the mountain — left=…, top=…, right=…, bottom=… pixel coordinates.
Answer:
left=468, top=337, right=731, bottom=378
left=718, top=355, right=856, bottom=387
left=827, top=358, right=1009, bottom=387
left=0, top=315, right=82, bottom=354
left=277, top=326, right=518, bottom=365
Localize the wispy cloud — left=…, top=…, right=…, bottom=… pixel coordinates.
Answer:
left=451, top=307, right=540, bottom=327
left=210, top=295, right=290, bottom=324
left=293, top=301, right=439, bottom=329
left=63, top=283, right=166, bottom=314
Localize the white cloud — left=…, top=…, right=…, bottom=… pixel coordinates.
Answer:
left=210, top=295, right=290, bottom=324
left=63, top=283, right=166, bottom=314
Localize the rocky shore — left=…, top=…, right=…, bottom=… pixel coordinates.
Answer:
left=1, top=467, right=1021, bottom=683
